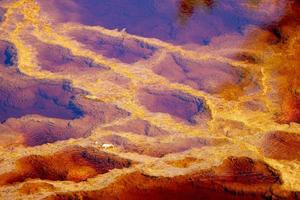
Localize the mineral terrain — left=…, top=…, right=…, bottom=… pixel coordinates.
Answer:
left=0, top=0, right=299, bottom=199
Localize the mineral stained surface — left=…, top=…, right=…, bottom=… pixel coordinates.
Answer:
left=0, top=0, right=299, bottom=199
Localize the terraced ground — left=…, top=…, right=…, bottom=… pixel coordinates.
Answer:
left=0, top=0, right=299, bottom=199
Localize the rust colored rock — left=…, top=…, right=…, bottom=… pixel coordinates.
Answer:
left=213, top=156, right=282, bottom=184
left=0, top=146, right=133, bottom=185
left=262, top=1, right=300, bottom=124
left=44, top=157, right=294, bottom=200
left=276, top=65, right=300, bottom=124
left=178, top=0, right=215, bottom=24
left=274, top=34, right=300, bottom=124
left=261, top=131, right=300, bottom=161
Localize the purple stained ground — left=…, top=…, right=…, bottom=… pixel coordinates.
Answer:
left=1, top=1, right=300, bottom=199
left=38, top=0, right=286, bottom=44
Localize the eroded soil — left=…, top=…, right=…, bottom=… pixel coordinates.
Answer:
left=0, top=0, right=299, bottom=199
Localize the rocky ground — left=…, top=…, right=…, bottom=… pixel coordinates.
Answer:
left=0, top=0, right=299, bottom=199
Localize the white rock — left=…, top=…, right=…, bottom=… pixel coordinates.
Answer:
left=102, top=143, right=114, bottom=149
